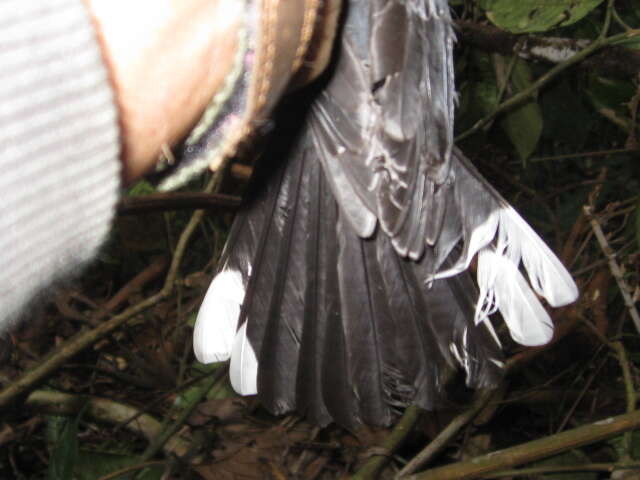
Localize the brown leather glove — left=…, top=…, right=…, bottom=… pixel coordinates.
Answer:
left=158, top=0, right=342, bottom=190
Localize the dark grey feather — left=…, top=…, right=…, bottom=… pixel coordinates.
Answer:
left=295, top=155, right=332, bottom=426
left=253, top=146, right=309, bottom=415
left=305, top=0, right=458, bottom=261
left=194, top=0, right=575, bottom=428
left=336, top=218, right=394, bottom=425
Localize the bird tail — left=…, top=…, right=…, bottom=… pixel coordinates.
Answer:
left=194, top=135, right=515, bottom=427
left=429, top=150, right=578, bottom=346
left=193, top=0, right=578, bottom=427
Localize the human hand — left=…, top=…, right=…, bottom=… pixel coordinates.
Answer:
left=83, top=0, right=242, bottom=183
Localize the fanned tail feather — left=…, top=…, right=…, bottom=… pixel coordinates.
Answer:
left=192, top=0, right=578, bottom=428
left=193, top=130, right=574, bottom=426
left=336, top=217, right=397, bottom=425
left=476, top=250, right=554, bottom=346
left=295, top=162, right=336, bottom=426
left=194, top=121, right=506, bottom=426
left=230, top=321, right=258, bottom=394
left=429, top=150, right=578, bottom=343
left=193, top=269, right=245, bottom=363
left=252, top=145, right=310, bottom=415
left=192, top=147, right=288, bottom=365
left=496, top=206, right=577, bottom=307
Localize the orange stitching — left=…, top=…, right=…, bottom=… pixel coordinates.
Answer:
left=291, top=0, right=321, bottom=74
left=255, top=0, right=278, bottom=113
left=218, top=0, right=277, bottom=167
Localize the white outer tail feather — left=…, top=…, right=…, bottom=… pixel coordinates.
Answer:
left=193, top=267, right=259, bottom=396
left=497, top=206, right=577, bottom=307
left=193, top=269, right=245, bottom=363
left=433, top=204, right=577, bottom=346
left=476, top=249, right=553, bottom=346
left=230, top=321, right=258, bottom=395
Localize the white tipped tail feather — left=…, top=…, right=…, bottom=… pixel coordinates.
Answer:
left=193, top=269, right=246, bottom=363
left=496, top=206, right=577, bottom=307
left=434, top=202, right=578, bottom=345
left=476, top=249, right=553, bottom=346
left=229, top=321, right=258, bottom=395
left=193, top=268, right=258, bottom=396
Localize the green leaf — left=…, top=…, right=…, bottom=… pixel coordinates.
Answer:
left=47, top=415, right=80, bottom=480
left=473, top=53, right=501, bottom=114
left=612, top=35, right=640, bottom=50
left=456, top=51, right=499, bottom=124
left=501, top=102, right=543, bottom=160
left=456, top=51, right=542, bottom=159
left=499, top=59, right=543, bottom=160
left=126, top=179, right=156, bottom=196
left=586, top=75, right=635, bottom=131
left=479, top=0, right=605, bottom=33
left=587, top=76, right=636, bottom=113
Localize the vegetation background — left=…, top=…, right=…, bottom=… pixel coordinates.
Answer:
left=0, top=0, right=638, bottom=478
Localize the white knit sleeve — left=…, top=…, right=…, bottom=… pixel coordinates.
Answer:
left=0, top=0, right=121, bottom=329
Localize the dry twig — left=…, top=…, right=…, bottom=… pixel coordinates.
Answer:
left=352, top=406, right=421, bottom=480
left=25, top=390, right=190, bottom=457
left=404, top=409, right=640, bottom=480
left=584, top=205, right=640, bottom=333
left=0, top=174, right=219, bottom=409
left=396, top=390, right=495, bottom=478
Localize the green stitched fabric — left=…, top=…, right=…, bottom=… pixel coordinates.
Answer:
left=158, top=0, right=254, bottom=191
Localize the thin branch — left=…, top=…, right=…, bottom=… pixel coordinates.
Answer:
left=0, top=175, right=219, bottom=409
left=111, top=369, right=223, bottom=435
left=612, top=6, right=633, bottom=31
left=456, top=30, right=636, bottom=142
left=396, top=389, right=495, bottom=478
left=456, top=21, right=640, bottom=79
left=556, top=353, right=609, bottom=433
left=530, top=148, right=639, bottom=163
left=404, top=409, right=640, bottom=480
left=0, top=294, right=161, bottom=409
left=139, top=366, right=227, bottom=462
left=117, top=192, right=241, bottom=215
left=25, top=390, right=191, bottom=457
left=583, top=319, right=637, bottom=458
left=351, top=405, right=422, bottom=480
left=483, top=44, right=525, bottom=133
left=584, top=205, right=640, bottom=333
left=100, top=256, right=168, bottom=315
left=486, top=462, right=640, bottom=478
left=598, top=0, right=615, bottom=41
